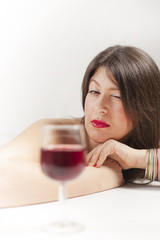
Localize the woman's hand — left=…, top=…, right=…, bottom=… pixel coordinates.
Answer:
left=86, top=139, right=147, bottom=170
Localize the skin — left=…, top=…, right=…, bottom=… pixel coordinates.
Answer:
left=86, top=139, right=147, bottom=169
left=0, top=119, right=124, bottom=208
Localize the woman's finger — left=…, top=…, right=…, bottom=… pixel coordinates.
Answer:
left=86, top=145, right=103, bottom=166
left=86, top=149, right=100, bottom=166
left=95, top=140, right=116, bottom=167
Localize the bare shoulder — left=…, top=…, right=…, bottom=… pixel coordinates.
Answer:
left=0, top=118, right=82, bottom=162
left=19, top=117, right=82, bottom=135
left=20, top=117, right=83, bottom=133
left=30, top=117, right=83, bottom=126
left=18, top=117, right=83, bottom=143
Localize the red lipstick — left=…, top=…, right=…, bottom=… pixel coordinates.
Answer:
left=91, top=120, right=110, bottom=128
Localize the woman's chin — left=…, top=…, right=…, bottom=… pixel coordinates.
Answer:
left=85, top=127, right=110, bottom=146
left=89, top=135, right=109, bottom=145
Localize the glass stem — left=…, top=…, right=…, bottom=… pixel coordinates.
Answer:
left=58, top=182, right=67, bottom=223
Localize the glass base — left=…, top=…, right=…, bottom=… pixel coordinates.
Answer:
left=41, top=220, right=85, bottom=234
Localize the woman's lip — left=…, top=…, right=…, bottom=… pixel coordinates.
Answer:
left=91, top=120, right=110, bottom=128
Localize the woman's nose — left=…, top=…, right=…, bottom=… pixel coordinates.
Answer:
left=95, top=97, right=108, bottom=114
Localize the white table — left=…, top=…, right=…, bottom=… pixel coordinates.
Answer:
left=0, top=182, right=160, bottom=240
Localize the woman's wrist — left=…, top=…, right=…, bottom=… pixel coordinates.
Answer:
left=134, top=149, right=147, bottom=169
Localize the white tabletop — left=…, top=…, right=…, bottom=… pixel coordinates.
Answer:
left=0, top=182, right=160, bottom=240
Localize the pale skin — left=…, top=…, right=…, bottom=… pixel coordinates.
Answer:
left=86, top=139, right=147, bottom=169
left=0, top=118, right=124, bottom=208
left=0, top=67, right=147, bottom=208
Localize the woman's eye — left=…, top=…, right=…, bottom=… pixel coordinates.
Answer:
left=88, top=90, right=100, bottom=94
left=112, top=94, right=121, bottom=99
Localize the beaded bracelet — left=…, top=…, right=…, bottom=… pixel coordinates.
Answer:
left=145, top=148, right=160, bottom=181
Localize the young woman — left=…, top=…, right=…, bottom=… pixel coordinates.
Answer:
left=0, top=45, right=160, bottom=208
left=84, top=45, right=160, bottom=182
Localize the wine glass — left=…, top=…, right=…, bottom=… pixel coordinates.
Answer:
left=40, top=124, right=86, bottom=234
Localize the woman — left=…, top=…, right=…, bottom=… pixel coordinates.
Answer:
left=84, top=45, right=160, bottom=182
left=0, top=45, right=160, bottom=208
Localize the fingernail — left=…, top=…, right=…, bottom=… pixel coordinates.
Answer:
left=93, top=163, right=97, bottom=167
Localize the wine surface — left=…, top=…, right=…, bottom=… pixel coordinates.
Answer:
left=41, top=145, right=85, bottom=181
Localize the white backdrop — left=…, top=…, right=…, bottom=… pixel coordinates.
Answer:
left=0, top=0, right=160, bottom=145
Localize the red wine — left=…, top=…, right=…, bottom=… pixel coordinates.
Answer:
left=41, top=145, right=86, bottom=181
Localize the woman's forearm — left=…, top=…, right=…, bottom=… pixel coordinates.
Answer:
left=0, top=159, right=124, bottom=208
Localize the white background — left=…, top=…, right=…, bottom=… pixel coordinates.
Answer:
left=0, top=0, right=160, bottom=145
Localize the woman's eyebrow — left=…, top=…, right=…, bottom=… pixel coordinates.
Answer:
left=109, top=87, right=120, bottom=91
left=89, top=79, right=100, bottom=86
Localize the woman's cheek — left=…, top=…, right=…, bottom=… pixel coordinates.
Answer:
left=111, top=101, right=125, bottom=116
left=84, top=96, right=92, bottom=114
left=113, top=104, right=133, bottom=130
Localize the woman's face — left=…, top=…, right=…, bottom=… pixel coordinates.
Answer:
left=84, top=67, right=133, bottom=145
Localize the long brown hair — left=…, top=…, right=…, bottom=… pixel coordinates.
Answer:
left=81, top=45, right=160, bottom=182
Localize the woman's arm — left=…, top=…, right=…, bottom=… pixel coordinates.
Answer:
left=0, top=119, right=124, bottom=208
left=87, top=139, right=147, bottom=170
left=0, top=158, right=124, bottom=208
